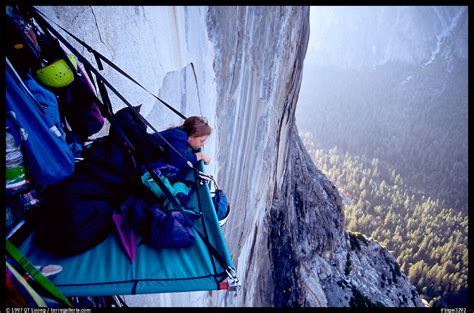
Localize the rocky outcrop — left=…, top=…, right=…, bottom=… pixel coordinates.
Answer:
left=36, top=5, right=423, bottom=307
left=269, top=127, right=424, bottom=307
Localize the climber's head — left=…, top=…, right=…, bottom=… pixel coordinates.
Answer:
left=181, top=116, right=212, bottom=149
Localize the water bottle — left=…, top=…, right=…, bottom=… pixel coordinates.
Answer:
left=6, top=128, right=29, bottom=193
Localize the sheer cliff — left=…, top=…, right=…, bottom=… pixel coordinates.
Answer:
left=39, top=6, right=423, bottom=307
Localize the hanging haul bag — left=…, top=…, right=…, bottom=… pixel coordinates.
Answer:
left=209, top=178, right=231, bottom=227
left=213, top=189, right=231, bottom=226
left=34, top=32, right=105, bottom=141
left=6, top=59, right=74, bottom=187
left=54, top=65, right=105, bottom=141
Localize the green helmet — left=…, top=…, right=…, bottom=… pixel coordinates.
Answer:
left=35, top=54, right=78, bottom=88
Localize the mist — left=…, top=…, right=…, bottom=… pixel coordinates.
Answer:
left=296, top=6, right=468, bottom=307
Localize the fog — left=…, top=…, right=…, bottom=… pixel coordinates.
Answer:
left=296, top=6, right=468, bottom=307
left=297, top=5, right=467, bottom=213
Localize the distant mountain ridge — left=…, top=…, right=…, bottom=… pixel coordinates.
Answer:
left=307, top=6, right=467, bottom=70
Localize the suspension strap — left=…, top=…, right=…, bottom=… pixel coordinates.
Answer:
left=6, top=240, right=73, bottom=307
left=34, top=8, right=187, bottom=120
left=92, top=51, right=114, bottom=117
left=32, top=7, right=199, bottom=175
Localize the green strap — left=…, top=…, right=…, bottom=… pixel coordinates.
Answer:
left=6, top=240, right=73, bottom=307
left=6, top=262, right=47, bottom=307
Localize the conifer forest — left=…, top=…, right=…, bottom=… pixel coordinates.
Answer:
left=297, top=58, right=468, bottom=307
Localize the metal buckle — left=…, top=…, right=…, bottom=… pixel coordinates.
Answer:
left=226, top=267, right=241, bottom=293
left=198, top=171, right=215, bottom=186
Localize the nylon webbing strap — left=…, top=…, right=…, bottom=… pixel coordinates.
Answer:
left=6, top=240, right=73, bottom=307
left=34, top=8, right=187, bottom=120
left=32, top=8, right=197, bottom=174
left=93, top=52, right=114, bottom=118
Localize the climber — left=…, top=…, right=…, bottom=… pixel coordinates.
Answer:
left=152, top=116, right=212, bottom=174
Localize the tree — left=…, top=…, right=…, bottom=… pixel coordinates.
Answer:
left=359, top=177, right=367, bottom=191
left=408, top=260, right=426, bottom=284
left=303, top=143, right=468, bottom=305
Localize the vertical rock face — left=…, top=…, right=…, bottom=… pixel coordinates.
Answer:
left=206, top=6, right=311, bottom=306
left=37, top=5, right=423, bottom=307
